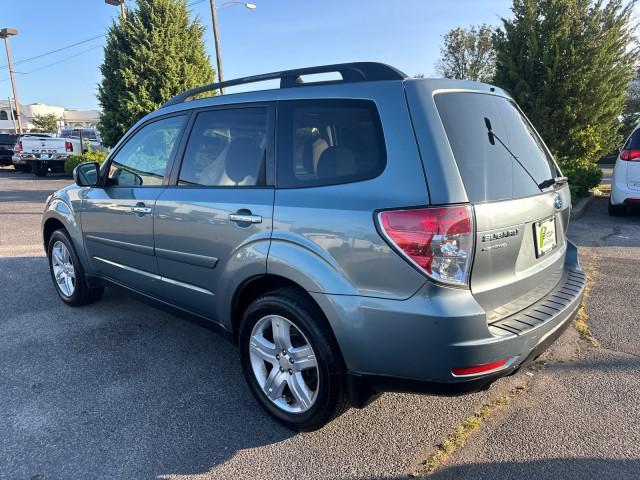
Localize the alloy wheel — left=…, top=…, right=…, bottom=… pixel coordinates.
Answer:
left=248, top=314, right=319, bottom=413
left=51, top=240, right=75, bottom=297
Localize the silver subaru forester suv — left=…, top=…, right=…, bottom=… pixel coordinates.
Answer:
left=43, top=63, right=585, bottom=431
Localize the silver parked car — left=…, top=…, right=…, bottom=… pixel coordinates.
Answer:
left=42, top=63, right=585, bottom=430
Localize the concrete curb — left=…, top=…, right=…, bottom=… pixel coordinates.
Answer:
left=571, top=193, right=594, bottom=220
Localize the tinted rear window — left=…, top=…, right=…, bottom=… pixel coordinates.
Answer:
left=624, top=129, right=640, bottom=149
left=434, top=92, right=557, bottom=202
left=276, top=99, right=386, bottom=188
left=0, top=134, right=17, bottom=144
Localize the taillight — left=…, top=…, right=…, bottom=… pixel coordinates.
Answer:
left=378, top=205, right=474, bottom=287
left=14, top=141, right=22, bottom=153
left=65, top=141, right=73, bottom=152
left=620, top=149, right=640, bottom=161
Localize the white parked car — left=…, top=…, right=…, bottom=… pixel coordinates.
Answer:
left=610, top=127, right=640, bottom=215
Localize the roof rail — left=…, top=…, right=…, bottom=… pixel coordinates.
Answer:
left=163, top=62, right=407, bottom=107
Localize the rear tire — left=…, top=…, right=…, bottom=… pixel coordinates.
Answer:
left=47, top=229, right=104, bottom=306
left=239, top=288, right=349, bottom=431
left=33, top=163, right=48, bottom=177
left=608, top=198, right=626, bottom=216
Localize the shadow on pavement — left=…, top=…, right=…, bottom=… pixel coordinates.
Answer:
left=0, top=256, right=294, bottom=479
left=425, top=458, right=640, bottom=480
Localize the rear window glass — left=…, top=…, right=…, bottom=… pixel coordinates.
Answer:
left=434, top=92, right=557, bottom=202
left=624, top=129, right=640, bottom=149
left=0, top=134, right=17, bottom=144
left=276, top=100, right=386, bottom=188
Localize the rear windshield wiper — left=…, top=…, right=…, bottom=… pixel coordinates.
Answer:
left=537, top=176, right=568, bottom=190
left=484, top=117, right=545, bottom=192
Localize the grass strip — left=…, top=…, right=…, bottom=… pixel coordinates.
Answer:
left=412, top=385, right=527, bottom=477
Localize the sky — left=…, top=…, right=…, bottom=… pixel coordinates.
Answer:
left=0, top=0, right=528, bottom=109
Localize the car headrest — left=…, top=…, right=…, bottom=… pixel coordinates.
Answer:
left=225, top=137, right=263, bottom=184
left=316, top=146, right=356, bottom=179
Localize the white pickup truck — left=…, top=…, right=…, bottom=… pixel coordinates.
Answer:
left=14, top=128, right=103, bottom=176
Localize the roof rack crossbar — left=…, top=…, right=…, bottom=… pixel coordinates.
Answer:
left=163, top=62, right=407, bottom=107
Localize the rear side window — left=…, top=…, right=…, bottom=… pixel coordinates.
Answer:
left=178, top=107, right=269, bottom=187
left=434, top=92, right=557, bottom=202
left=623, top=129, right=640, bottom=149
left=276, top=99, right=386, bottom=188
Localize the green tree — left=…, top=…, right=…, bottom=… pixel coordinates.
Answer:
left=620, top=78, right=640, bottom=140
left=436, top=24, right=496, bottom=82
left=98, top=0, right=214, bottom=147
left=31, top=113, right=60, bottom=133
left=494, top=0, right=637, bottom=163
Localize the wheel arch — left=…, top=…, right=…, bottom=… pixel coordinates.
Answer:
left=230, top=274, right=347, bottom=369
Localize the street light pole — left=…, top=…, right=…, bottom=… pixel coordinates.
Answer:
left=105, top=0, right=126, bottom=21
left=207, top=1, right=256, bottom=95
left=0, top=28, right=22, bottom=134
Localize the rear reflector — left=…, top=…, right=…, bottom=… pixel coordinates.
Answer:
left=620, top=149, right=640, bottom=161
left=451, top=360, right=507, bottom=377
left=378, top=205, right=474, bottom=287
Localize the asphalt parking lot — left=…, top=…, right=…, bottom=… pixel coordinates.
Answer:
left=1, top=166, right=639, bottom=479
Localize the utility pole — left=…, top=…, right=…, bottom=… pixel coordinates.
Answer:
left=209, top=0, right=225, bottom=94
left=0, top=28, right=23, bottom=134
left=206, top=2, right=256, bottom=95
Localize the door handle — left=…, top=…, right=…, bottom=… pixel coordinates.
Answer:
left=131, top=203, right=152, bottom=215
left=228, top=213, right=262, bottom=224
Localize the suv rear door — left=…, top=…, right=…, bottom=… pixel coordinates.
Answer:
left=406, top=85, right=570, bottom=320
left=153, top=104, right=275, bottom=319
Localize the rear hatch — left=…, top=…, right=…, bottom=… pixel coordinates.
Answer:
left=412, top=87, right=570, bottom=321
left=621, top=129, right=640, bottom=191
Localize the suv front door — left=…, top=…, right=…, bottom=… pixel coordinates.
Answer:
left=153, top=105, right=275, bottom=320
left=81, top=114, right=188, bottom=296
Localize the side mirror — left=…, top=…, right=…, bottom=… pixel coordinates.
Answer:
left=73, top=162, right=100, bottom=187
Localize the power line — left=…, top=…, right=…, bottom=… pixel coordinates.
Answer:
left=0, top=0, right=207, bottom=70
left=0, top=34, right=105, bottom=70
left=0, top=44, right=103, bottom=83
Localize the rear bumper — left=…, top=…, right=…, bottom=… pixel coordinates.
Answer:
left=311, top=242, right=585, bottom=408
left=611, top=179, right=640, bottom=205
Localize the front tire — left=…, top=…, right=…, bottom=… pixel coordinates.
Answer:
left=47, top=229, right=104, bottom=306
left=239, top=288, right=349, bottom=431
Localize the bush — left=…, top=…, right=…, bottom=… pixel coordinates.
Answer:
left=64, top=150, right=108, bottom=175
left=557, top=158, right=603, bottom=198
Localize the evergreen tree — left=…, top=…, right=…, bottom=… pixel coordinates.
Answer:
left=494, top=0, right=637, bottom=162
left=98, top=0, right=214, bottom=147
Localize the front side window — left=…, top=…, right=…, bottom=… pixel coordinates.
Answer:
left=277, top=100, right=386, bottom=188
left=107, top=115, right=186, bottom=186
left=178, top=107, right=270, bottom=187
